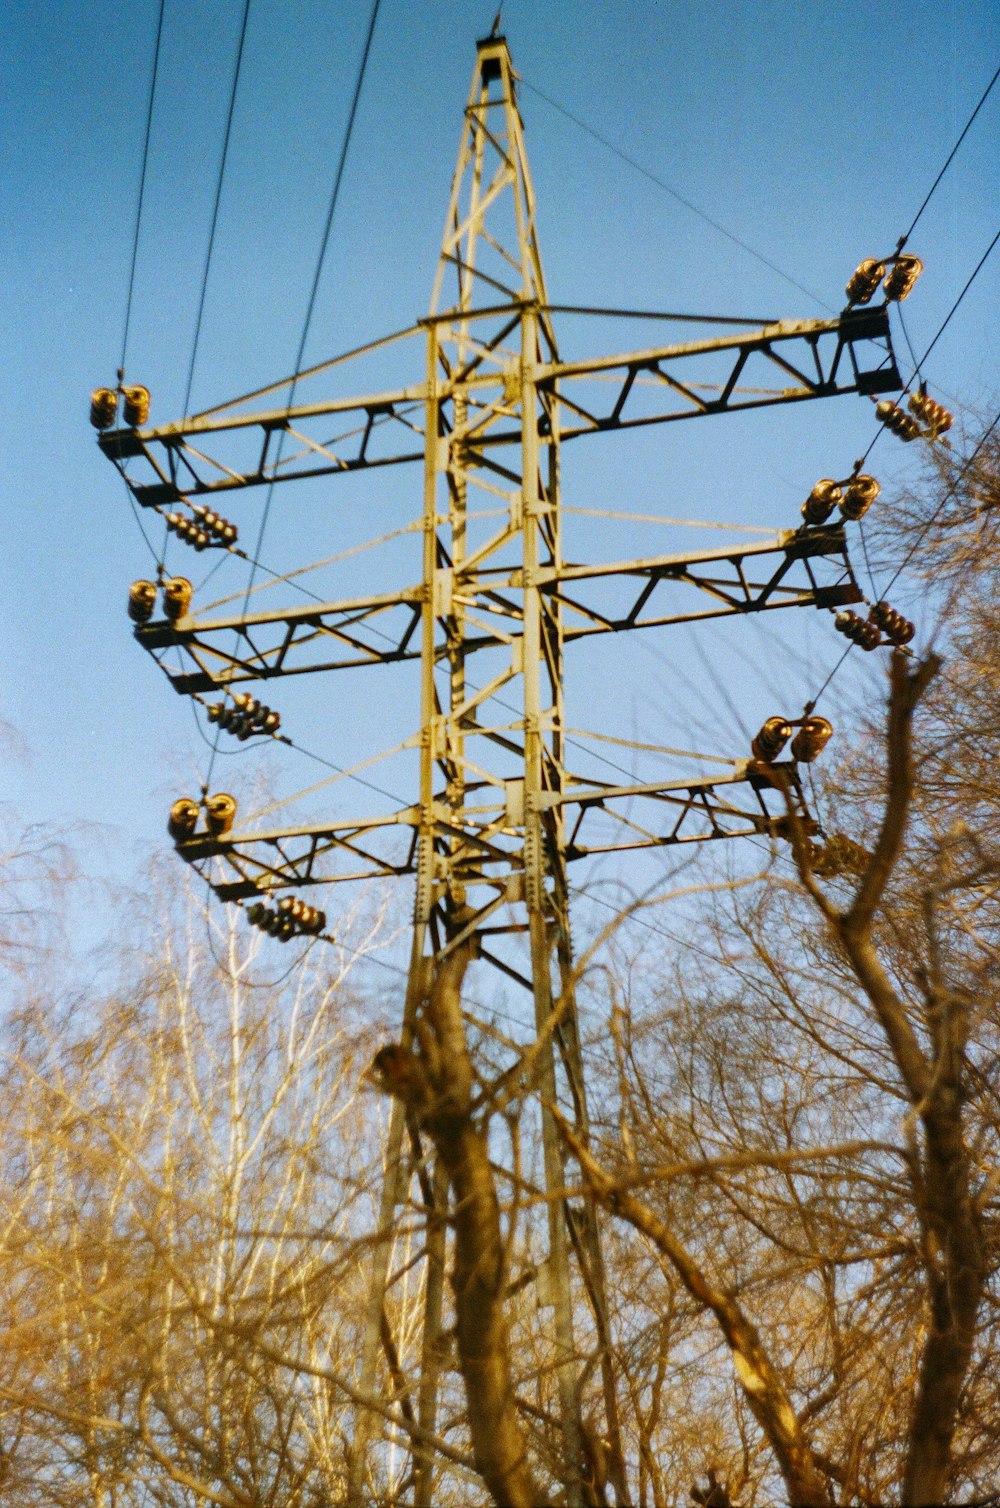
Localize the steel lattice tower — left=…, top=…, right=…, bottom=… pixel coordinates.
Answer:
left=99, top=32, right=903, bottom=1506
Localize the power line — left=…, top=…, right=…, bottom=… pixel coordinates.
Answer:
left=205, top=0, right=383, bottom=794
left=120, top=0, right=166, bottom=375
left=519, top=75, right=834, bottom=313
left=242, top=0, right=383, bottom=602
left=879, top=408, right=1000, bottom=604
left=917, top=225, right=1000, bottom=372
left=903, top=59, right=1000, bottom=243
left=181, top=0, right=253, bottom=420
left=862, top=222, right=1000, bottom=474
left=807, top=410, right=1000, bottom=714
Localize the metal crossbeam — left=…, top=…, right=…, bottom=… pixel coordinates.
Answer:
left=169, top=761, right=809, bottom=902
left=99, top=32, right=904, bottom=1508
left=100, top=311, right=896, bottom=510
left=135, top=525, right=859, bottom=694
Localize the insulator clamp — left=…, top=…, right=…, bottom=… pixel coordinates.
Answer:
left=207, top=694, right=281, bottom=740
left=247, top=897, right=326, bottom=942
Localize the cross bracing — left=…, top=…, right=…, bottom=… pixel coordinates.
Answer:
left=99, top=31, right=905, bottom=1508
left=101, top=307, right=897, bottom=507
left=136, top=523, right=860, bottom=693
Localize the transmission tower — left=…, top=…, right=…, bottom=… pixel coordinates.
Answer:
left=96, top=31, right=903, bottom=1506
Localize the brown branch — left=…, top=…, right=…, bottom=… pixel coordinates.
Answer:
left=847, top=650, right=940, bottom=932
left=373, top=944, right=552, bottom=1508
left=556, top=1114, right=834, bottom=1508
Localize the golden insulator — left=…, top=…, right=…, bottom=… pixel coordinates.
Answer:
left=122, top=384, right=150, bottom=427
left=883, top=253, right=923, bottom=301
left=801, top=479, right=843, bottom=526
left=870, top=601, right=915, bottom=646
left=90, top=387, right=119, bottom=429
left=790, top=716, right=833, bottom=763
left=835, top=610, right=882, bottom=649
left=247, top=902, right=268, bottom=928
left=875, top=401, right=921, bottom=442
left=809, top=832, right=871, bottom=876
left=840, top=473, right=880, bottom=521
left=204, top=792, right=237, bottom=837
left=162, top=577, right=193, bottom=621
left=908, top=390, right=953, bottom=436
left=845, top=259, right=886, bottom=305
left=127, top=579, right=157, bottom=624
left=192, top=503, right=238, bottom=544
left=751, top=716, right=792, bottom=763
left=167, top=797, right=199, bottom=841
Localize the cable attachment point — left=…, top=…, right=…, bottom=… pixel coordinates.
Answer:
left=164, top=503, right=238, bottom=551
left=122, top=384, right=150, bottom=427
left=800, top=472, right=880, bottom=525
left=844, top=251, right=922, bottom=307
left=868, top=600, right=915, bottom=646
left=845, top=259, right=886, bottom=307
left=883, top=253, right=923, bottom=302
left=128, top=579, right=158, bottom=624
left=167, top=792, right=237, bottom=843
left=90, top=388, right=119, bottom=430
left=207, top=693, right=281, bottom=741
left=835, top=609, right=882, bottom=650
left=908, top=387, right=953, bottom=439
left=750, top=714, right=832, bottom=765
left=876, top=400, right=922, bottom=442
left=162, top=576, right=193, bottom=621
left=247, top=897, right=326, bottom=942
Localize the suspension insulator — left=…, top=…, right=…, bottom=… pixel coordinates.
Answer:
left=167, top=797, right=200, bottom=841
left=801, top=479, right=843, bottom=526
left=128, top=579, right=157, bottom=624
left=122, top=384, right=150, bottom=427
left=165, top=513, right=211, bottom=551
left=835, top=609, right=882, bottom=649
left=204, top=792, right=236, bottom=837
left=808, top=833, right=871, bottom=876
left=90, top=388, right=119, bottom=429
left=162, top=577, right=193, bottom=621
left=840, top=473, right=880, bottom=521
left=883, top=254, right=923, bottom=302
left=247, top=902, right=268, bottom=928
left=191, top=504, right=238, bottom=545
left=845, top=259, right=886, bottom=305
left=907, top=389, right=953, bottom=437
left=791, top=716, right=832, bottom=763
left=208, top=696, right=281, bottom=739
left=869, top=601, right=915, bottom=646
left=279, top=896, right=326, bottom=934
left=751, top=716, right=792, bottom=763
left=876, top=400, right=921, bottom=442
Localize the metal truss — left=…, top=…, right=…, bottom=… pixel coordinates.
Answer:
left=100, top=308, right=897, bottom=509
left=137, top=523, right=859, bottom=694
left=172, top=759, right=813, bottom=902
left=101, top=33, right=902, bottom=1508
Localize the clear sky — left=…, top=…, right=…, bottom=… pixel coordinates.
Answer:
left=3, top=0, right=999, bottom=925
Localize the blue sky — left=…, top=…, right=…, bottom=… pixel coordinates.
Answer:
left=3, top=0, right=998, bottom=922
